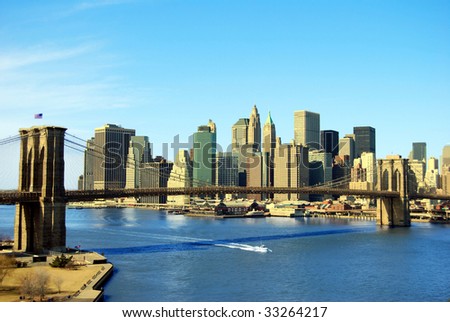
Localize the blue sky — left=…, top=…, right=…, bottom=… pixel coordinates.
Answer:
left=0, top=0, right=449, bottom=188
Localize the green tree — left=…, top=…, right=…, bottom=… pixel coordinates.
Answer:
left=49, top=254, right=73, bottom=268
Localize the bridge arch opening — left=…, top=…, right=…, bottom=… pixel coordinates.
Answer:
left=393, top=169, right=400, bottom=192
left=382, top=169, right=389, bottom=191
left=26, top=148, right=33, bottom=191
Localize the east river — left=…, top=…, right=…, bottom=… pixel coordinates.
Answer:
left=1, top=205, right=450, bottom=302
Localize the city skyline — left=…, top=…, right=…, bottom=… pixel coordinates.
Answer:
left=1, top=106, right=450, bottom=190
left=0, top=1, right=449, bottom=188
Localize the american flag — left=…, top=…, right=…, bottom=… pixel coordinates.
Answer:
left=34, top=113, right=43, bottom=119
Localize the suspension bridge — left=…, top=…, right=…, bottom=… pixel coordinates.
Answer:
left=1, top=125, right=449, bottom=254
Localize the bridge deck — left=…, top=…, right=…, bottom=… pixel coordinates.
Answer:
left=1, top=187, right=449, bottom=204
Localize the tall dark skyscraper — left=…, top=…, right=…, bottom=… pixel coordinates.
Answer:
left=320, top=130, right=339, bottom=157
left=412, top=142, right=427, bottom=162
left=353, top=126, right=376, bottom=158
left=193, top=120, right=217, bottom=187
left=93, top=124, right=136, bottom=189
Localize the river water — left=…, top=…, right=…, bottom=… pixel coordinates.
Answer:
left=1, top=205, right=449, bottom=302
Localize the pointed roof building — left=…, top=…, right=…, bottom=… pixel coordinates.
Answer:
left=248, top=105, right=261, bottom=152
left=263, top=111, right=276, bottom=155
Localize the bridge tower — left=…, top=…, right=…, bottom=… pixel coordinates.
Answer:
left=14, top=126, right=67, bottom=253
left=376, top=156, right=411, bottom=227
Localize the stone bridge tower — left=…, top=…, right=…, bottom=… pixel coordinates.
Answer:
left=14, top=126, right=67, bottom=253
left=376, top=156, right=411, bottom=227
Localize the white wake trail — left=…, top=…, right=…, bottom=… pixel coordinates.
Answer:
left=214, top=242, right=272, bottom=253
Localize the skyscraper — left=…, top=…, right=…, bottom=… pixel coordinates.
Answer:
left=231, top=118, right=249, bottom=187
left=167, top=150, right=192, bottom=206
left=273, top=142, right=309, bottom=202
left=309, top=150, right=333, bottom=185
left=216, top=152, right=239, bottom=196
left=231, top=118, right=249, bottom=152
left=294, top=110, right=320, bottom=149
left=361, top=152, right=377, bottom=185
left=338, top=135, right=355, bottom=166
left=411, top=142, right=427, bottom=162
left=125, top=136, right=152, bottom=189
left=309, top=150, right=333, bottom=201
left=408, top=159, right=426, bottom=187
left=192, top=120, right=217, bottom=187
left=140, top=159, right=173, bottom=204
left=353, top=126, right=376, bottom=158
left=320, top=130, right=339, bottom=157
left=441, top=145, right=450, bottom=192
left=442, top=145, right=450, bottom=169
left=350, top=152, right=377, bottom=191
left=93, top=124, right=135, bottom=189
left=248, top=105, right=261, bottom=152
left=442, top=166, right=450, bottom=194
left=83, top=138, right=95, bottom=190
left=263, top=111, right=276, bottom=187
left=246, top=152, right=269, bottom=201
left=263, top=112, right=276, bottom=156
left=425, top=157, right=439, bottom=189
left=231, top=106, right=262, bottom=188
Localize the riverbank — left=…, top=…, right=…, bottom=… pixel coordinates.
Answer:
left=0, top=252, right=113, bottom=302
left=68, top=201, right=448, bottom=223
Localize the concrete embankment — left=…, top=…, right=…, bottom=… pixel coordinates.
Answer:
left=67, top=252, right=114, bottom=302
left=69, top=262, right=114, bottom=302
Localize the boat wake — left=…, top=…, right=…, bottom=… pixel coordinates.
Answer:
left=214, top=243, right=272, bottom=253
left=93, top=228, right=366, bottom=255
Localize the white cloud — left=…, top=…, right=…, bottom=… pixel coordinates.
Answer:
left=0, top=44, right=95, bottom=71
left=0, top=41, right=166, bottom=143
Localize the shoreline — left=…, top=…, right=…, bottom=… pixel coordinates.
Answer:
left=67, top=202, right=448, bottom=223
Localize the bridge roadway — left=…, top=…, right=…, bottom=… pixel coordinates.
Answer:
left=1, top=186, right=449, bottom=204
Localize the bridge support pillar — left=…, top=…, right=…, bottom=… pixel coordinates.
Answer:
left=14, top=126, right=67, bottom=254
left=376, top=157, right=411, bottom=227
